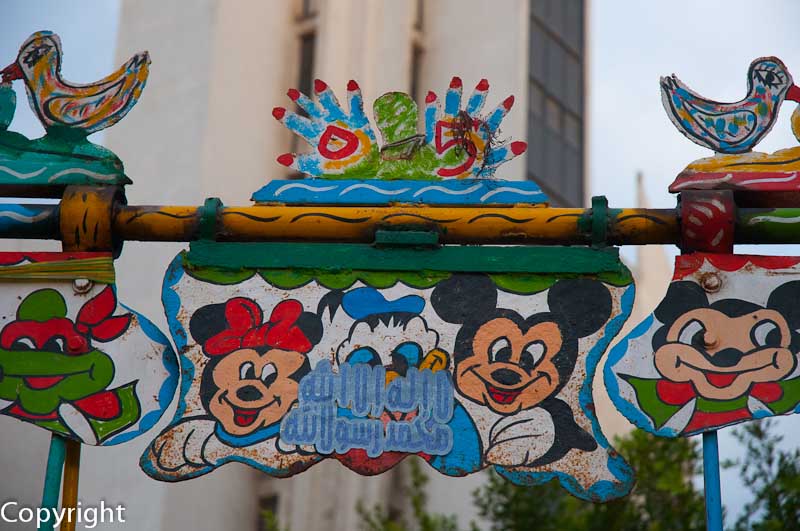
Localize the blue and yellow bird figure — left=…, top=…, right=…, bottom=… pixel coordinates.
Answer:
left=661, top=57, right=800, bottom=154
left=0, top=31, right=149, bottom=137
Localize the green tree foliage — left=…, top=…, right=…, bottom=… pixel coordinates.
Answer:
left=354, top=430, right=708, bottom=531
left=338, top=419, right=800, bottom=531
left=473, top=429, right=707, bottom=531
left=733, top=419, right=800, bottom=531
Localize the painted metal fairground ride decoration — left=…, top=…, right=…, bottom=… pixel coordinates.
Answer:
left=1, top=30, right=800, bottom=531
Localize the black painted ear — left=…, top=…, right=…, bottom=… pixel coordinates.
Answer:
left=189, top=303, right=227, bottom=347
left=768, top=280, right=800, bottom=330
left=297, top=311, right=323, bottom=346
left=317, top=290, right=344, bottom=321
left=654, top=281, right=709, bottom=325
left=547, top=279, right=612, bottom=337
left=432, top=274, right=498, bottom=324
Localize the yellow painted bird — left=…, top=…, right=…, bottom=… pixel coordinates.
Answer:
left=0, top=31, right=149, bottom=136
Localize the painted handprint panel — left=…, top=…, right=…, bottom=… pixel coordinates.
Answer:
left=254, top=78, right=545, bottom=206
left=272, top=80, right=378, bottom=179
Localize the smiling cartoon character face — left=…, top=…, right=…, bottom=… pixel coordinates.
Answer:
left=191, top=297, right=320, bottom=440
left=0, top=288, right=129, bottom=418
left=432, top=275, right=612, bottom=416
left=652, top=281, right=800, bottom=401
left=202, top=347, right=309, bottom=436
left=333, top=288, right=449, bottom=386
left=454, top=315, right=565, bottom=415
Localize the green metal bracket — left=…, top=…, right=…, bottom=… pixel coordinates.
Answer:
left=198, top=197, right=223, bottom=241
left=591, top=195, right=609, bottom=248
left=374, top=226, right=439, bottom=247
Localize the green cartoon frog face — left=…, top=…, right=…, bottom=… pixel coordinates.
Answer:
left=0, top=288, right=129, bottom=420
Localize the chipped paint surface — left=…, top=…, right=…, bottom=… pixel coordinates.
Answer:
left=606, top=253, right=800, bottom=437
left=142, top=249, right=635, bottom=501
left=0, top=252, right=178, bottom=445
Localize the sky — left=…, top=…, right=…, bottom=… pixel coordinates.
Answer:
left=1, top=0, right=799, bottom=526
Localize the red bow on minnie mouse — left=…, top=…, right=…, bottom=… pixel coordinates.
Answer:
left=201, top=298, right=315, bottom=356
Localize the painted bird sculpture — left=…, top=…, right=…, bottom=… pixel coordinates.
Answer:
left=0, top=31, right=149, bottom=137
left=661, top=57, right=800, bottom=154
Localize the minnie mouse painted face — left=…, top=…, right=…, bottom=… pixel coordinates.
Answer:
left=190, top=298, right=321, bottom=438
left=207, top=347, right=307, bottom=435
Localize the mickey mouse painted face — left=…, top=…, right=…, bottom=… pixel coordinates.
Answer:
left=606, top=256, right=800, bottom=437
left=206, top=347, right=307, bottom=435
left=432, top=275, right=612, bottom=415
left=456, top=316, right=563, bottom=414
left=190, top=298, right=321, bottom=438
left=653, top=281, right=800, bottom=401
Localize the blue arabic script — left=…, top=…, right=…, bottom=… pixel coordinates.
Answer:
left=279, top=361, right=454, bottom=456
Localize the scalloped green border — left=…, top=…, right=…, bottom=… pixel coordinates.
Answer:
left=183, top=257, right=632, bottom=295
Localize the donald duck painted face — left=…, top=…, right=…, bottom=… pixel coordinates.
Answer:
left=335, top=288, right=449, bottom=386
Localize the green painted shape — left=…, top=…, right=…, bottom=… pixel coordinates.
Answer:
left=767, top=377, right=800, bottom=414
left=366, top=91, right=457, bottom=181
left=490, top=267, right=633, bottom=295
left=375, top=144, right=440, bottom=180
left=374, top=92, right=419, bottom=145
left=0, top=86, right=130, bottom=186
left=256, top=269, right=315, bottom=288
left=258, top=268, right=450, bottom=290
left=0, top=85, right=14, bottom=130
left=321, top=149, right=380, bottom=180
left=17, top=289, right=67, bottom=321
left=0, top=348, right=114, bottom=415
left=186, top=241, right=625, bottom=274
left=88, top=382, right=141, bottom=441
left=739, top=209, right=800, bottom=242
left=695, top=395, right=748, bottom=413
left=184, top=265, right=256, bottom=285
left=621, top=375, right=682, bottom=429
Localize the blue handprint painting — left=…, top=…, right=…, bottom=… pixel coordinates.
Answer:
left=253, top=78, right=547, bottom=206
left=272, top=80, right=378, bottom=179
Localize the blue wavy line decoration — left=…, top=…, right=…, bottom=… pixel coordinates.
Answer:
left=251, top=178, right=549, bottom=206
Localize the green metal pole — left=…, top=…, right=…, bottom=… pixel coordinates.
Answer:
left=39, top=434, right=66, bottom=531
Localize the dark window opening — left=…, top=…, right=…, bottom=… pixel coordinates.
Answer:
left=528, top=0, right=584, bottom=206
left=414, top=0, right=424, bottom=30
left=258, top=495, right=280, bottom=531
left=290, top=31, right=316, bottom=167
left=297, top=32, right=316, bottom=117
left=300, top=0, right=316, bottom=19
left=410, top=45, right=423, bottom=102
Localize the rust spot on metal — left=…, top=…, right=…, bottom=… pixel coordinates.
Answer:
left=699, top=271, right=722, bottom=293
